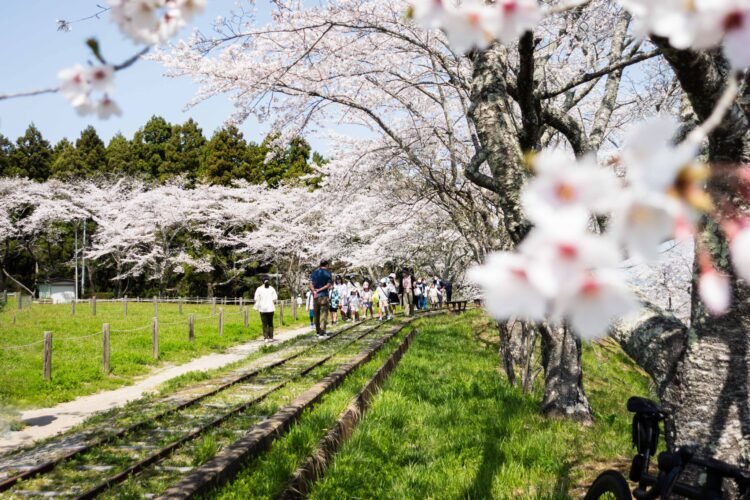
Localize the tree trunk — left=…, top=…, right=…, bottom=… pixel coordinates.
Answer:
left=539, top=324, right=593, bottom=424
left=497, top=321, right=517, bottom=387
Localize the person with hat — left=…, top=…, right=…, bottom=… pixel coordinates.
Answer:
left=254, top=277, right=278, bottom=342
left=310, top=259, right=334, bottom=338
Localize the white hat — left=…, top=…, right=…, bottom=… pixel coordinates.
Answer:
left=389, top=273, right=396, bottom=278
left=381, top=278, right=387, bottom=284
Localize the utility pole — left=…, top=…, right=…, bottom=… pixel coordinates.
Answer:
left=81, top=220, right=86, bottom=297
left=74, top=224, right=79, bottom=301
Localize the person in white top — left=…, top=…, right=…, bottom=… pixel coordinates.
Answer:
left=254, top=278, right=278, bottom=342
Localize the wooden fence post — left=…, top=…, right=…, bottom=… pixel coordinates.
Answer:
left=18, top=294, right=22, bottom=311
left=153, top=296, right=158, bottom=318
left=103, top=323, right=110, bottom=374
left=179, top=297, right=183, bottom=315
left=212, top=297, right=216, bottom=315
left=43, top=331, right=53, bottom=381
left=1, top=290, right=6, bottom=305
left=26, top=295, right=31, bottom=309
left=152, top=317, right=159, bottom=360
left=123, top=295, right=128, bottom=317
left=243, top=307, right=249, bottom=328
left=92, top=296, right=97, bottom=317
left=219, top=308, right=224, bottom=336
left=189, top=314, right=195, bottom=342
left=239, top=297, right=243, bottom=310
left=71, top=300, right=76, bottom=316
left=279, top=301, right=285, bottom=327
left=292, top=297, right=298, bottom=321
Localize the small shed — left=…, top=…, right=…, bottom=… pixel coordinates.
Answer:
left=38, top=279, right=76, bottom=301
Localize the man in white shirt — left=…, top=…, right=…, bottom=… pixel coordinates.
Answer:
left=254, top=278, right=278, bottom=342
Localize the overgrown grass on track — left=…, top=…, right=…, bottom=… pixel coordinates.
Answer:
left=208, top=317, right=427, bottom=499
left=0, top=295, right=307, bottom=408
left=298, top=311, right=653, bottom=499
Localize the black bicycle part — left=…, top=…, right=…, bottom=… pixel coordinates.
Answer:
left=584, top=470, right=633, bottom=500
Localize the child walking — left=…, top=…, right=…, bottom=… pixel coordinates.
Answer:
left=349, top=289, right=361, bottom=322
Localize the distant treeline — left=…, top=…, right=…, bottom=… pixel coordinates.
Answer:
left=0, top=116, right=324, bottom=187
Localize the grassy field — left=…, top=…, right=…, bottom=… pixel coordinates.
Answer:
left=306, top=311, right=650, bottom=499
left=0, top=295, right=308, bottom=409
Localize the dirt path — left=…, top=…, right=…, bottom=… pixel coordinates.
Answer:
left=0, top=325, right=312, bottom=455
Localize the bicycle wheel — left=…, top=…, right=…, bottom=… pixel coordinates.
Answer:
left=584, top=470, right=633, bottom=500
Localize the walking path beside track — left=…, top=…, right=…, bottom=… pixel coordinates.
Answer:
left=0, top=324, right=312, bottom=455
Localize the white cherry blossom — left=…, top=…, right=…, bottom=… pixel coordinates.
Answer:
left=58, top=64, right=90, bottom=108
left=520, top=225, right=623, bottom=297
left=173, top=0, right=207, bottom=21
left=96, top=96, right=123, bottom=119
left=699, top=268, right=732, bottom=315
left=621, top=116, right=699, bottom=193
left=492, top=0, right=543, bottom=44
left=554, top=270, right=637, bottom=340
left=522, top=150, right=619, bottom=226
left=731, top=226, right=750, bottom=282
left=468, top=252, right=548, bottom=321
left=88, top=65, right=115, bottom=93
left=610, top=191, right=684, bottom=261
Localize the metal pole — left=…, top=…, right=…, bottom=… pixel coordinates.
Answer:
left=81, top=220, right=86, bottom=297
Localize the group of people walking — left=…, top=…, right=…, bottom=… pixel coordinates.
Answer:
left=251, top=262, right=454, bottom=343
left=306, top=261, right=453, bottom=338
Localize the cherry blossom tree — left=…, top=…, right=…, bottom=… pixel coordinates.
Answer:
left=153, top=0, right=750, bottom=468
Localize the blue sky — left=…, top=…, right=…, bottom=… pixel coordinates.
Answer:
left=0, top=1, right=297, bottom=150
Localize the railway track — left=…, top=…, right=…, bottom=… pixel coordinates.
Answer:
left=0, top=316, right=418, bottom=498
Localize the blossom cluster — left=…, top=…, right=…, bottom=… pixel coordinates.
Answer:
left=57, top=64, right=121, bottom=119
left=408, top=0, right=542, bottom=53
left=470, top=116, right=750, bottom=339
left=56, top=0, right=206, bottom=118
left=109, top=0, right=207, bottom=45
left=408, top=0, right=750, bottom=68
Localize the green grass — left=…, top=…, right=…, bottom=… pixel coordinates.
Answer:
left=293, top=311, right=654, bottom=499
left=0, top=295, right=307, bottom=408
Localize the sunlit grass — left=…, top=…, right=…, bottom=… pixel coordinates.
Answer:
left=0, top=295, right=307, bottom=408
left=304, top=311, right=653, bottom=499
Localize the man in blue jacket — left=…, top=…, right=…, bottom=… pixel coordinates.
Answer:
left=309, top=260, right=334, bottom=338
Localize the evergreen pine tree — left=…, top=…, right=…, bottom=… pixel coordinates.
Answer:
left=202, top=125, right=251, bottom=186
left=0, top=134, right=15, bottom=177
left=50, top=138, right=77, bottom=180
left=10, top=124, right=52, bottom=181
left=106, top=133, right=139, bottom=176
left=133, top=116, right=173, bottom=180
left=161, top=118, right=207, bottom=181
left=75, top=126, right=107, bottom=177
